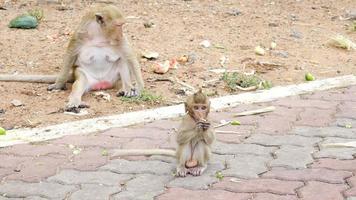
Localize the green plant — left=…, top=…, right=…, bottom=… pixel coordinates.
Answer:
left=120, top=90, right=162, bottom=104
left=222, top=72, right=263, bottom=91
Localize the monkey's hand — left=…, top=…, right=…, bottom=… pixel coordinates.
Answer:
left=116, top=88, right=139, bottom=98
left=47, top=83, right=67, bottom=91
left=196, top=121, right=211, bottom=131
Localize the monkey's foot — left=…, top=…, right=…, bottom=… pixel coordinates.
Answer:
left=116, top=88, right=139, bottom=97
left=188, top=166, right=206, bottom=176
left=47, top=83, right=67, bottom=91
left=65, top=102, right=89, bottom=113
left=176, top=167, right=188, bottom=177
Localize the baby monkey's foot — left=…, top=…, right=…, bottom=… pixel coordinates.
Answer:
left=188, top=166, right=206, bottom=176
left=176, top=167, right=189, bottom=177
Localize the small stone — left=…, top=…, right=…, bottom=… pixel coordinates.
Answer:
left=11, top=99, right=23, bottom=107
left=255, top=46, right=265, bottom=55
left=273, top=51, right=289, bottom=58
left=227, top=9, right=241, bottom=16
left=268, top=22, right=279, bottom=27
left=200, top=40, right=211, bottom=48
left=290, top=30, right=303, bottom=39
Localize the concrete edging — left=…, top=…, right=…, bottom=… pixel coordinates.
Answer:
left=1, top=75, right=356, bottom=147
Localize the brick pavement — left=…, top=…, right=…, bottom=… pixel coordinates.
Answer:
left=0, top=85, right=355, bottom=200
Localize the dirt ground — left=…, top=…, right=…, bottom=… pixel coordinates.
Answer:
left=0, top=0, right=355, bottom=129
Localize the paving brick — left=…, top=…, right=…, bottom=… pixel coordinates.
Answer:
left=0, top=168, right=12, bottom=180
left=311, top=158, right=356, bottom=172
left=293, top=126, right=356, bottom=139
left=4, top=155, right=66, bottom=182
left=214, top=178, right=303, bottom=195
left=336, top=101, right=356, bottom=119
left=215, top=125, right=254, bottom=144
left=102, top=127, right=169, bottom=140
left=314, top=148, right=356, bottom=160
left=256, top=115, right=294, bottom=135
left=315, top=137, right=356, bottom=159
left=100, top=159, right=174, bottom=175
left=69, top=184, right=120, bottom=200
left=245, top=134, right=321, bottom=147
left=0, top=181, right=77, bottom=199
left=270, top=145, right=314, bottom=169
left=52, top=134, right=130, bottom=149
left=295, top=108, right=335, bottom=127
left=48, top=169, right=133, bottom=186
left=298, top=181, right=347, bottom=200
left=0, top=154, right=29, bottom=168
left=0, top=143, right=70, bottom=158
left=303, top=88, right=355, bottom=102
left=168, top=175, right=218, bottom=190
left=0, top=196, right=47, bottom=200
left=262, top=168, right=352, bottom=184
left=345, top=176, right=356, bottom=197
left=252, top=193, right=298, bottom=200
left=62, top=147, right=108, bottom=171
left=122, top=138, right=165, bottom=149
left=221, top=154, right=270, bottom=179
left=213, top=142, right=276, bottom=156
left=274, top=98, right=338, bottom=109
left=141, top=119, right=180, bottom=130
left=157, top=188, right=252, bottom=200
left=111, top=174, right=171, bottom=200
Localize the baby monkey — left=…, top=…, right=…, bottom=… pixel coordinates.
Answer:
left=176, top=89, right=215, bottom=177
left=111, top=89, right=215, bottom=177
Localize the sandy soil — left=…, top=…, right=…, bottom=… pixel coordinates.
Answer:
left=0, top=0, right=355, bottom=129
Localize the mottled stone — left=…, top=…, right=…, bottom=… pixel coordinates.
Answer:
left=222, top=154, right=271, bottom=179
left=157, top=188, right=252, bottom=200
left=213, top=142, right=276, bottom=156
left=311, top=158, right=356, bottom=172
left=252, top=193, right=298, bottom=200
left=270, top=145, right=314, bottom=169
left=263, top=168, right=352, bottom=184
left=100, top=159, right=174, bottom=175
left=214, top=178, right=303, bottom=195
left=245, top=134, right=321, bottom=147
left=345, top=176, right=356, bottom=197
left=48, top=169, right=132, bottom=186
left=69, top=184, right=120, bottom=200
left=298, top=181, right=346, bottom=200
left=293, top=126, right=356, bottom=139
left=0, top=181, right=76, bottom=199
left=5, top=155, right=66, bottom=182
left=112, top=174, right=171, bottom=200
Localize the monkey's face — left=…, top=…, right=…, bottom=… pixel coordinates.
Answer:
left=190, top=103, right=209, bottom=122
left=95, top=12, right=125, bottom=42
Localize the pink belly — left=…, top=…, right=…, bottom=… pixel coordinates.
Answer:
left=91, top=81, right=113, bottom=90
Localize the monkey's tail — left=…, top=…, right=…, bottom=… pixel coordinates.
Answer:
left=0, top=74, right=58, bottom=83
left=112, top=149, right=176, bottom=157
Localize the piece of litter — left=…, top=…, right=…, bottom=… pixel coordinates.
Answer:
left=234, top=106, right=275, bottom=117
left=254, top=46, right=265, bottom=55
left=11, top=99, right=23, bottom=107
left=142, top=51, right=159, bottom=60
left=322, top=141, right=356, bottom=148
left=200, top=40, right=211, bottom=48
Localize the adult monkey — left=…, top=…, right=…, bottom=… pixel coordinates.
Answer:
left=0, top=5, right=144, bottom=111
left=113, top=89, right=216, bottom=177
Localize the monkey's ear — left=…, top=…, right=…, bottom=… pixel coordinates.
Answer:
left=184, top=102, right=189, bottom=113
left=95, top=13, right=105, bottom=25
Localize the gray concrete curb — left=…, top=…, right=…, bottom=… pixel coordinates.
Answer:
left=1, top=75, right=356, bottom=147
